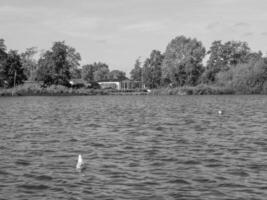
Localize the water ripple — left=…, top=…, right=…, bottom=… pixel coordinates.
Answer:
left=0, top=96, right=267, bottom=199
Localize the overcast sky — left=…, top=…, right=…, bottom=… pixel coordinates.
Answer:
left=1, top=0, right=267, bottom=74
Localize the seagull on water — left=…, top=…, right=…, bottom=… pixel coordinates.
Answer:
left=76, top=154, right=85, bottom=171
left=218, top=110, right=223, bottom=115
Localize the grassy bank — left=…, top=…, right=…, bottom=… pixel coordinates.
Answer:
left=0, top=83, right=154, bottom=96
left=1, top=83, right=267, bottom=96
left=0, top=84, right=110, bottom=96
left=150, top=84, right=235, bottom=95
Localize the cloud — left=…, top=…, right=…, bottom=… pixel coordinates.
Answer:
left=205, top=22, right=234, bottom=33
left=0, top=5, right=26, bottom=13
left=234, top=22, right=250, bottom=27
left=0, top=5, right=34, bottom=22
left=43, top=16, right=102, bottom=38
left=206, top=22, right=221, bottom=30
left=242, top=32, right=253, bottom=37
left=94, top=39, right=108, bottom=45
left=44, top=16, right=100, bottom=29
left=122, top=21, right=166, bottom=32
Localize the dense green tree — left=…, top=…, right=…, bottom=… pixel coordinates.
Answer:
left=0, top=39, right=7, bottom=63
left=0, top=39, right=6, bottom=53
left=82, top=62, right=110, bottom=82
left=93, top=63, right=110, bottom=81
left=142, top=50, right=164, bottom=88
left=245, top=51, right=263, bottom=63
left=1, top=50, right=27, bottom=87
left=67, top=46, right=81, bottom=79
left=36, top=51, right=54, bottom=85
left=161, top=35, right=206, bottom=86
left=0, top=39, right=8, bottom=87
left=203, top=40, right=252, bottom=83
left=66, top=47, right=81, bottom=68
left=70, top=68, right=82, bottom=79
left=20, top=47, right=38, bottom=81
left=130, top=58, right=142, bottom=81
left=108, top=70, right=127, bottom=81
left=216, top=57, right=267, bottom=93
left=51, top=42, right=70, bottom=83
left=36, top=41, right=80, bottom=86
left=82, top=64, right=97, bottom=82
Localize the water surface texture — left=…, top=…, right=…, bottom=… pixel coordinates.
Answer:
left=0, top=96, right=267, bottom=200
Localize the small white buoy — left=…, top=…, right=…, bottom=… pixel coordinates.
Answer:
left=76, top=154, right=85, bottom=171
left=218, top=110, right=223, bottom=115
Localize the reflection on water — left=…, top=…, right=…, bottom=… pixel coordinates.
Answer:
left=0, top=96, right=267, bottom=200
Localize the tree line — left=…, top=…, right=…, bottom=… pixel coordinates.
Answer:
left=0, top=40, right=127, bottom=88
left=1, top=35, right=267, bottom=93
left=130, top=36, right=267, bottom=93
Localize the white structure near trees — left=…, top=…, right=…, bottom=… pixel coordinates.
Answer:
left=98, top=80, right=144, bottom=90
left=98, top=81, right=121, bottom=90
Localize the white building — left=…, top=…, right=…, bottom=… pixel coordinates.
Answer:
left=98, top=80, right=144, bottom=90
left=98, top=81, right=121, bottom=90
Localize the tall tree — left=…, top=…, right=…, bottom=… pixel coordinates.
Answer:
left=203, top=40, right=251, bottom=83
left=0, top=39, right=8, bottom=87
left=82, top=64, right=97, bottom=82
left=161, top=35, right=206, bottom=86
left=108, top=70, right=127, bottom=81
left=142, top=50, right=164, bottom=88
left=36, top=41, right=80, bottom=86
left=20, top=47, right=38, bottom=81
left=36, top=51, right=54, bottom=86
left=82, top=62, right=110, bottom=82
left=130, top=58, right=142, bottom=81
left=0, top=39, right=7, bottom=62
left=0, top=39, right=6, bottom=53
left=93, top=62, right=110, bottom=81
left=66, top=46, right=81, bottom=79
left=1, top=50, right=26, bottom=87
left=70, top=68, right=82, bottom=79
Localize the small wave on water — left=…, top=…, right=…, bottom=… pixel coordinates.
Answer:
left=15, top=159, right=31, bottom=166
left=0, top=96, right=267, bottom=199
left=17, top=184, right=50, bottom=191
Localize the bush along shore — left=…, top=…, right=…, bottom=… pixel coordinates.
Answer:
left=0, top=83, right=260, bottom=96
left=0, top=84, right=110, bottom=96
left=151, top=84, right=267, bottom=95
left=150, top=85, right=235, bottom=95
left=0, top=84, right=151, bottom=96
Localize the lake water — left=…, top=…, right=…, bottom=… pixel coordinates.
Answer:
left=0, top=95, right=267, bottom=200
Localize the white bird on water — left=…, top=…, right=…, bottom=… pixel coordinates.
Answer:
left=76, top=154, right=85, bottom=171
left=218, top=110, right=223, bottom=115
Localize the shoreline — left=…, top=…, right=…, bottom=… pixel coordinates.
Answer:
left=0, top=83, right=266, bottom=97
left=0, top=84, right=150, bottom=96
